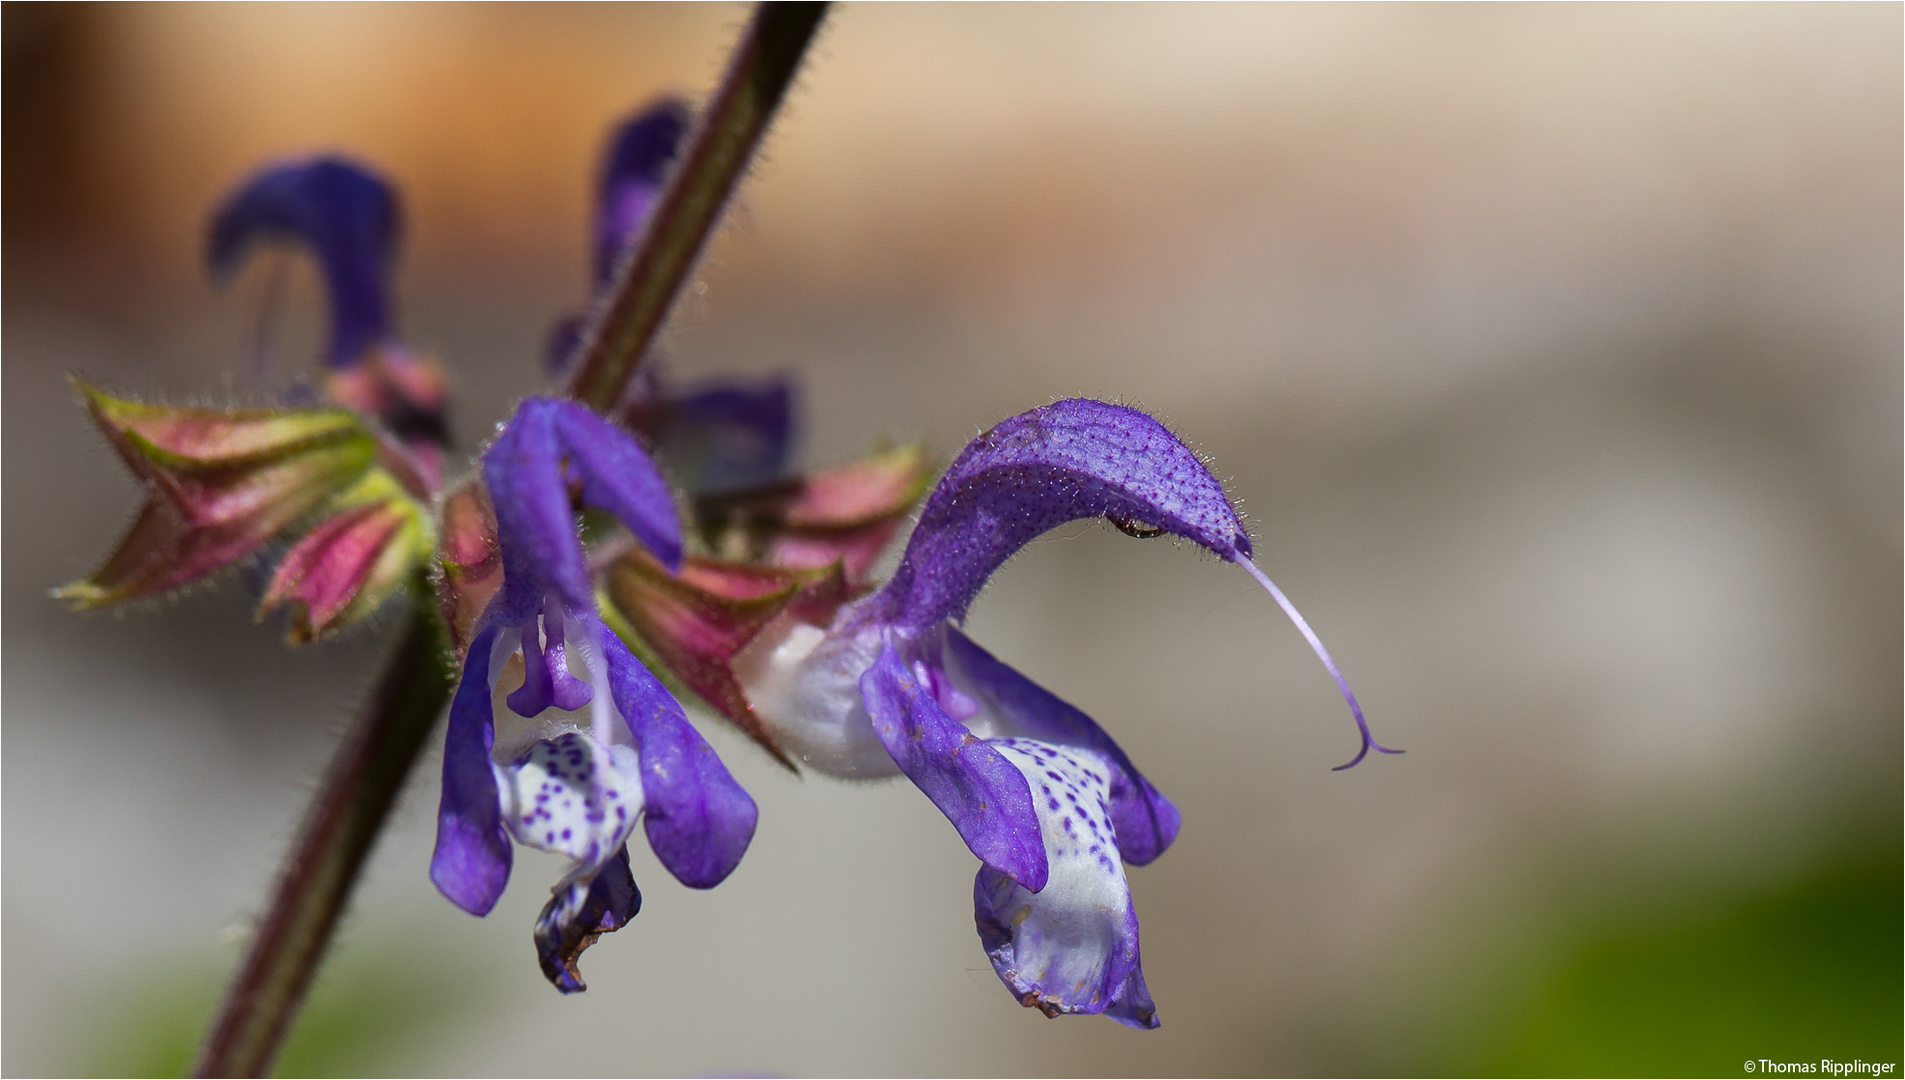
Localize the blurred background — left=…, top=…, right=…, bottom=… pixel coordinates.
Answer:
left=4, top=3, right=1898, bottom=1076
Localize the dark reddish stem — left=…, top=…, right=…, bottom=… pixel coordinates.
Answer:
left=566, top=1, right=829, bottom=413
left=191, top=595, right=454, bottom=1078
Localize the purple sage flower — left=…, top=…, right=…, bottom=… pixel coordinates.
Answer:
left=735, top=398, right=1397, bottom=1026
left=592, top=98, right=691, bottom=289
left=209, top=156, right=451, bottom=475
left=548, top=100, right=795, bottom=494
left=210, top=156, right=400, bottom=369
left=430, top=396, right=757, bottom=992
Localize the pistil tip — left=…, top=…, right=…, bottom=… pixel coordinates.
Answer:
left=1235, top=555, right=1400, bottom=772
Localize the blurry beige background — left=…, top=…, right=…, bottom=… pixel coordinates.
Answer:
left=4, top=4, right=1898, bottom=1076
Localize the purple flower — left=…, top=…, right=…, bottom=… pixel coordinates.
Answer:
left=429, top=396, right=757, bottom=993
left=209, top=157, right=400, bottom=371
left=645, top=378, right=794, bottom=494
left=735, top=398, right=1397, bottom=1026
left=544, top=98, right=690, bottom=373
left=208, top=156, right=451, bottom=472
left=548, top=100, right=795, bottom=494
left=592, top=98, right=691, bottom=289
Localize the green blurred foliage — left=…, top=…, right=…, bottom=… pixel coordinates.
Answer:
left=80, top=929, right=479, bottom=1078
left=1432, top=829, right=1903, bottom=1078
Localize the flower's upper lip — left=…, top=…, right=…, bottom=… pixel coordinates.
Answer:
left=594, top=98, right=691, bottom=285
left=854, top=397, right=1394, bottom=771
left=486, top=397, right=683, bottom=622
left=207, top=156, right=401, bottom=369
left=863, top=398, right=1253, bottom=635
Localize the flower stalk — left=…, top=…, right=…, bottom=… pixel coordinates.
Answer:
left=192, top=586, right=455, bottom=1078
left=566, top=1, right=829, bottom=412
left=187, top=5, right=831, bottom=1072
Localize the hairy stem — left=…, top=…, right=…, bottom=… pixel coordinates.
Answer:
left=565, top=1, right=829, bottom=412
left=192, top=594, right=455, bottom=1078
left=193, top=7, right=827, bottom=1072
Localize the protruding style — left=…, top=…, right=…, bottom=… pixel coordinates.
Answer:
left=209, top=156, right=451, bottom=476
left=735, top=398, right=1395, bottom=1025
